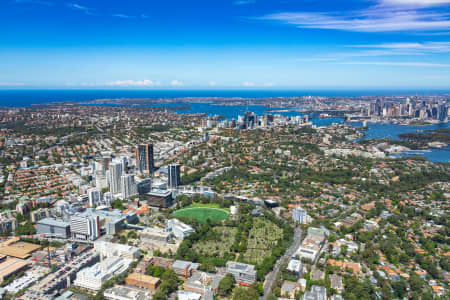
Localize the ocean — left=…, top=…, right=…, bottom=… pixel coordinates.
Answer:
left=0, top=89, right=449, bottom=106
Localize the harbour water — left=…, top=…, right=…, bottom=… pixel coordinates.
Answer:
left=0, top=90, right=448, bottom=162
left=159, top=103, right=450, bottom=163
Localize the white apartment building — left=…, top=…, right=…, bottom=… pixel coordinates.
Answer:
left=167, top=218, right=194, bottom=239
left=95, top=172, right=108, bottom=190
left=121, top=174, right=137, bottom=199
left=88, top=188, right=101, bottom=207
left=292, top=206, right=311, bottom=224
left=109, top=162, right=123, bottom=195
left=74, top=256, right=132, bottom=291
left=295, top=232, right=326, bottom=262
left=70, top=214, right=100, bottom=241
left=94, top=241, right=140, bottom=260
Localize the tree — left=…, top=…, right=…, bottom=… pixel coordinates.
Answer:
left=14, top=222, right=36, bottom=236
left=153, top=290, right=167, bottom=300
left=119, top=235, right=127, bottom=244
left=392, top=280, right=407, bottom=298
left=218, top=273, right=236, bottom=296
left=409, top=273, right=424, bottom=292
left=233, top=286, right=260, bottom=300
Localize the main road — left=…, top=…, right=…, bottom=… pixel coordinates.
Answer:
left=261, top=226, right=302, bottom=300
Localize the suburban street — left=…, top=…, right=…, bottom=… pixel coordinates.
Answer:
left=262, top=226, right=303, bottom=300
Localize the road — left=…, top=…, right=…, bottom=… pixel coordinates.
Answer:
left=261, top=226, right=302, bottom=300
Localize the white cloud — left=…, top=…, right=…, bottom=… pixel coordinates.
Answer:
left=208, top=81, right=217, bottom=86
left=108, top=80, right=160, bottom=87
left=379, top=0, right=450, bottom=8
left=296, top=41, right=450, bottom=62
left=259, top=0, right=450, bottom=33
left=348, top=42, right=450, bottom=53
left=67, top=3, right=97, bottom=15
left=67, top=3, right=89, bottom=11
left=170, top=80, right=183, bottom=87
left=262, top=11, right=450, bottom=32
left=80, top=80, right=160, bottom=87
left=112, top=14, right=133, bottom=19
left=234, top=0, right=255, bottom=5
left=242, top=82, right=255, bottom=87
left=338, top=61, right=450, bottom=67
left=263, top=82, right=274, bottom=87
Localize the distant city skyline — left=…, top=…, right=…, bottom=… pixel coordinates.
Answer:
left=1, top=0, right=450, bottom=89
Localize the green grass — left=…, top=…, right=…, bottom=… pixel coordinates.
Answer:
left=173, top=206, right=229, bottom=223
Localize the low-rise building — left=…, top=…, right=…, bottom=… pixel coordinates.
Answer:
left=140, top=227, right=172, bottom=242
left=171, top=260, right=199, bottom=278
left=311, top=268, right=325, bottom=281
left=298, top=278, right=307, bottom=291
left=104, top=285, right=153, bottom=300
left=125, top=272, right=161, bottom=291
left=0, top=241, right=41, bottom=259
left=30, top=208, right=51, bottom=223
left=36, top=218, right=71, bottom=239
left=226, top=261, right=257, bottom=284
left=287, top=259, right=303, bottom=276
left=295, top=232, right=326, bottom=262
left=183, top=271, right=224, bottom=296
left=168, top=219, right=194, bottom=239
left=330, top=274, right=343, bottom=293
left=333, top=239, right=358, bottom=255
left=178, top=290, right=202, bottom=300
left=150, top=256, right=174, bottom=269
left=364, top=220, right=379, bottom=230
left=281, top=281, right=299, bottom=299
left=303, top=285, right=327, bottom=300
left=341, top=213, right=362, bottom=228
left=4, top=266, right=47, bottom=294
left=0, top=217, right=18, bottom=233
left=145, top=190, right=173, bottom=208
left=0, top=258, right=29, bottom=282
left=55, top=290, right=89, bottom=300
left=94, top=241, right=140, bottom=260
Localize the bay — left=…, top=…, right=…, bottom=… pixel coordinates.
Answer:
left=0, top=90, right=448, bottom=162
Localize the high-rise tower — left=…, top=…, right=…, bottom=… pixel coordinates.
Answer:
left=168, top=164, right=181, bottom=189
left=135, top=144, right=154, bottom=174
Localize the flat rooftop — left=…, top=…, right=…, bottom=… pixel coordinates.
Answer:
left=147, top=190, right=172, bottom=197
left=0, top=258, right=28, bottom=280
left=226, top=261, right=256, bottom=272
left=37, top=217, right=69, bottom=227
left=126, top=272, right=161, bottom=285
left=0, top=242, right=41, bottom=259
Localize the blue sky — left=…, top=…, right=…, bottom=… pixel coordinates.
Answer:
left=1, top=0, right=450, bottom=89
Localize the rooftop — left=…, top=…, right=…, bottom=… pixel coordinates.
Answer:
left=0, top=242, right=41, bottom=259
left=37, top=217, right=69, bottom=227
left=0, top=258, right=28, bottom=279
left=104, top=285, right=152, bottom=300
left=226, top=261, right=256, bottom=273
left=126, top=272, right=160, bottom=285
left=147, top=189, right=172, bottom=197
